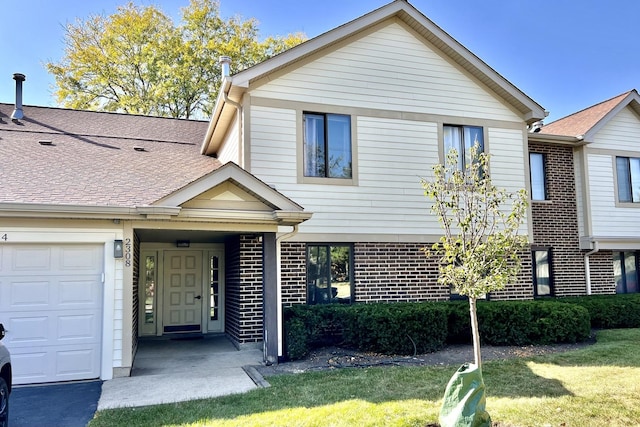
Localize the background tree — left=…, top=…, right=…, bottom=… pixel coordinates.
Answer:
left=46, top=0, right=306, bottom=119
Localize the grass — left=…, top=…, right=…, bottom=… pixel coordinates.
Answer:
left=90, top=329, right=640, bottom=427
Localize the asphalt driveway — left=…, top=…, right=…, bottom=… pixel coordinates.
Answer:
left=9, top=381, right=102, bottom=427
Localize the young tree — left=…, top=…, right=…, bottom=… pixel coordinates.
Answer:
left=422, top=145, right=529, bottom=367
left=46, top=0, right=306, bottom=119
left=422, top=145, right=528, bottom=426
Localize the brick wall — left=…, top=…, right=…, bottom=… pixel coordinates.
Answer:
left=353, top=242, right=448, bottom=302
left=281, top=242, right=306, bottom=305
left=529, top=142, right=586, bottom=296
left=281, top=241, right=535, bottom=304
left=225, top=234, right=264, bottom=346
left=588, top=250, right=616, bottom=294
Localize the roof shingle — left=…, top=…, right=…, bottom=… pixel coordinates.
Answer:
left=539, top=91, right=631, bottom=137
left=0, top=104, right=221, bottom=207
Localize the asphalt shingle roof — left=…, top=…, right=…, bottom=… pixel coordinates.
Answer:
left=539, top=91, right=631, bottom=137
left=0, top=104, right=220, bottom=207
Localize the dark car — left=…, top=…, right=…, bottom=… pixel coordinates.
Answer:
left=0, top=324, right=11, bottom=427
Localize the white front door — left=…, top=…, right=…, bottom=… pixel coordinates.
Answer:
left=162, top=251, right=203, bottom=333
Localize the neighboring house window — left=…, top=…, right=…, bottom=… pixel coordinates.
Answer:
left=532, top=248, right=553, bottom=297
left=303, top=113, right=352, bottom=178
left=616, top=156, right=640, bottom=203
left=307, top=244, right=353, bottom=304
left=443, top=125, right=484, bottom=171
left=529, top=153, right=547, bottom=201
left=614, top=251, right=639, bottom=294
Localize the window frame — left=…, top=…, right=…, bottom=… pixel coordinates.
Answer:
left=442, top=124, right=485, bottom=172
left=306, top=243, right=354, bottom=305
left=532, top=247, right=554, bottom=297
left=302, top=111, right=354, bottom=182
left=616, top=156, right=640, bottom=203
left=529, top=152, right=548, bottom=201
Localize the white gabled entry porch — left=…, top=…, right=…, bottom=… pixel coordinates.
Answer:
left=122, top=162, right=311, bottom=376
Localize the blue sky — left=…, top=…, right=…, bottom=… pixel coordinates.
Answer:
left=0, top=0, right=636, bottom=123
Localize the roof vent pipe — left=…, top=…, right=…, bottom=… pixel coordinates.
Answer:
left=11, top=73, right=26, bottom=121
left=219, top=56, right=231, bottom=79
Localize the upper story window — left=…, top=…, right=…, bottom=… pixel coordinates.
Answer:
left=529, top=153, right=547, bottom=201
left=443, top=125, right=484, bottom=171
left=616, top=156, right=640, bottom=203
left=303, top=113, right=352, bottom=179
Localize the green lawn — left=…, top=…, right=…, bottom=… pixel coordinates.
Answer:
left=90, top=329, right=640, bottom=427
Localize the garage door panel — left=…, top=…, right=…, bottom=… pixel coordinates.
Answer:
left=59, top=278, right=102, bottom=307
left=0, top=243, right=103, bottom=385
left=4, top=279, right=52, bottom=309
left=11, top=344, right=100, bottom=384
left=11, top=247, right=53, bottom=271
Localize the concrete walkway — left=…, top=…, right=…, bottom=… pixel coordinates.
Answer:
left=98, top=335, right=265, bottom=409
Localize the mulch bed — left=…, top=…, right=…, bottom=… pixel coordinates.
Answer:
left=256, top=339, right=594, bottom=377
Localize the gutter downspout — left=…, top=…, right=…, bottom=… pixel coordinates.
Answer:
left=275, top=225, right=299, bottom=359
left=584, top=241, right=599, bottom=295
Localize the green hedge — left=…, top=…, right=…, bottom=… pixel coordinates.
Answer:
left=478, top=300, right=591, bottom=345
left=283, top=297, right=610, bottom=360
left=340, top=302, right=448, bottom=355
left=558, top=294, right=640, bottom=329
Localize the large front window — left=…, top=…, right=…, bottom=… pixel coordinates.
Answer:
left=307, top=244, right=353, bottom=304
left=616, top=156, right=640, bottom=203
left=304, top=113, right=352, bottom=178
left=443, top=125, right=484, bottom=171
left=614, top=251, right=639, bottom=294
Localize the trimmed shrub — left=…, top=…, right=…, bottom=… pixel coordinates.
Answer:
left=478, top=300, right=591, bottom=345
left=283, top=298, right=596, bottom=360
left=341, top=302, right=448, bottom=355
left=558, top=294, right=640, bottom=329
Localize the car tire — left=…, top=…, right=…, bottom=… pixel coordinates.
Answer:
left=0, top=377, right=8, bottom=427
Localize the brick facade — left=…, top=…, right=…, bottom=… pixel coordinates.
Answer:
left=281, top=241, right=535, bottom=305
left=588, top=251, right=616, bottom=294
left=529, top=142, right=586, bottom=296
left=225, top=234, right=264, bottom=346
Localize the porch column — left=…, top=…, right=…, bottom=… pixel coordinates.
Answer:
left=262, top=232, right=278, bottom=364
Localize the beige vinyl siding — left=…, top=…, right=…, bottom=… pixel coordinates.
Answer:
left=251, top=22, right=522, bottom=123
left=217, top=115, right=240, bottom=165
left=250, top=108, right=528, bottom=237
left=587, top=153, right=640, bottom=237
left=590, top=106, right=640, bottom=151
left=249, top=106, right=298, bottom=185
left=586, top=107, right=640, bottom=237
left=486, top=127, right=530, bottom=235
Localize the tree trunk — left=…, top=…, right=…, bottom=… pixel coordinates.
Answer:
left=469, top=297, right=481, bottom=367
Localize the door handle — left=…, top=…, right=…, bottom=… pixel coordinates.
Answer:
left=194, top=295, right=202, bottom=300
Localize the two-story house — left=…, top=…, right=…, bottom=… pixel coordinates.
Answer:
left=0, top=0, right=633, bottom=387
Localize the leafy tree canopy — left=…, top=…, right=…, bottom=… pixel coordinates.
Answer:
left=46, top=0, right=306, bottom=118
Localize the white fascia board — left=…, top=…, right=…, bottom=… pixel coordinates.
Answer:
left=0, top=203, right=139, bottom=219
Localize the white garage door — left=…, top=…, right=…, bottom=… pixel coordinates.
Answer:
left=0, top=244, right=103, bottom=385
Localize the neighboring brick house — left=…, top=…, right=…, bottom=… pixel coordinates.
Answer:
left=1, top=0, right=637, bottom=387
